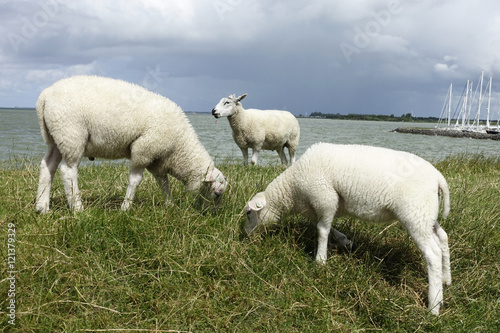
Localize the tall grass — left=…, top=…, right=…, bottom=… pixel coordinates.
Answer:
left=0, top=155, right=499, bottom=332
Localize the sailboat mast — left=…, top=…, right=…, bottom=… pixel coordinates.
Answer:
left=448, top=83, right=452, bottom=127
left=476, top=71, right=484, bottom=131
left=462, top=80, right=469, bottom=129
left=486, top=75, right=492, bottom=128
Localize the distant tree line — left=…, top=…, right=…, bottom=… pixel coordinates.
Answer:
left=301, top=112, right=440, bottom=123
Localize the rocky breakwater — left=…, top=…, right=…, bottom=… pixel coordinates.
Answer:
left=393, top=127, right=500, bottom=141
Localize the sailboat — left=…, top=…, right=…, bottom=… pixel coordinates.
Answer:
left=437, top=72, right=499, bottom=134
left=485, top=77, right=500, bottom=134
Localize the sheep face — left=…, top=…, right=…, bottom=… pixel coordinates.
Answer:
left=244, top=192, right=274, bottom=235
left=211, top=93, right=247, bottom=118
left=201, top=166, right=228, bottom=201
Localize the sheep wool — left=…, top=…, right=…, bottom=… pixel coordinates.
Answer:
left=211, top=94, right=300, bottom=165
left=245, top=143, right=451, bottom=315
left=35, top=75, right=227, bottom=213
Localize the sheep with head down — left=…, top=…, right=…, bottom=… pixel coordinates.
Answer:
left=245, top=143, right=451, bottom=315
left=35, top=75, right=227, bottom=213
left=211, top=93, right=300, bottom=165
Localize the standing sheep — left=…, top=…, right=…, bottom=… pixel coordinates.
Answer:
left=245, top=143, right=451, bottom=315
left=211, top=94, right=300, bottom=165
left=35, top=75, right=227, bottom=213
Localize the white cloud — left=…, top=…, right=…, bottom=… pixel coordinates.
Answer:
left=370, top=35, right=414, bottom=55
left=0, top=79, right=12, bottom=91
left=433, top=63, right=447, bottom=72
left=443, top=55, right=457, bottom=62
left=25, top=62, right=98, bottom=83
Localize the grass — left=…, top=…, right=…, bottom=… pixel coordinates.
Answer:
left=0, top=155, right=499, bottom=332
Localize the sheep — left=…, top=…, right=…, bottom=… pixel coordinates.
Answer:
left=211, top=94, right=300, bottom=165
left=244, top=143, right=451, bottom=315
left=35, top=75, right=227, bottom=213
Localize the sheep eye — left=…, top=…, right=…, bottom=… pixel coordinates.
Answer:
left=224, top=101, right=230, bottom=105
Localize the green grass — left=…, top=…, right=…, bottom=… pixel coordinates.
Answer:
left=0, top=156, right=499, bottom=332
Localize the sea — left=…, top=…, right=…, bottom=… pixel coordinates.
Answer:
left=1, top=108, right=499, bottom=166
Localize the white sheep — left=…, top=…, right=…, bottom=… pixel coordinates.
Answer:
left=211, top=94, right=300, bottom=165
left=245, top=143, right=451, bottom=315
left=35, top=75, right=227, bottom=213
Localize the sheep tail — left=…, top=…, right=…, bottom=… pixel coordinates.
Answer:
left=36, top=93, right=52, bottom=144
left=438, top=176, right=450, bottom=219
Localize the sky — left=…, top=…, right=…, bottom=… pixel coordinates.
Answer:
left=1, top=0, right=500, bottom=117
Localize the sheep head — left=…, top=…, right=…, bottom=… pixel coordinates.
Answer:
left=244, top=192, right=273, bottom=235
left=211, top=93, right=247, bottom=118
left=201, top=166, right=228, bottom=202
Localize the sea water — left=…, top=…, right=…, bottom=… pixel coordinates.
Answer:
left=1, top=108, right=499, bottom=164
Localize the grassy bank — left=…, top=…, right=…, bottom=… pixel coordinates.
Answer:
left=0, top=156, right=499, bottom=332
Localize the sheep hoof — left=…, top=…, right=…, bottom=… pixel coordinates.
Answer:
left=330, top=230, right=353, bottom=251
left=443, top=275, right=452, bottom=286
left=72, top=202, right=84, bottom=212
left=315, top=255, right=327, bottom=265
left=430, top=306, right=440, bottom=316
left=35, top=205, right=49, bottom=214
left=121, top=201, right=131, bottom=211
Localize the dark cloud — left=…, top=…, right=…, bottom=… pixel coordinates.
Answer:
left=1, top=0, right=499, bottom=117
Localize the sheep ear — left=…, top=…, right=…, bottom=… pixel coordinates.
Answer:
left=203, top=166, right=216, bottom=183
left=236, top=93, right=247, bottom=102
left=247, top=198, right=266, bottom=211
left=204, top=166, right=225, bottom=185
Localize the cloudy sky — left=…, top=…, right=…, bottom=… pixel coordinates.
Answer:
left=1, top=0, right=500, bottom=117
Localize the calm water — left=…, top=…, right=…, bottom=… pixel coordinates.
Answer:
left=1, top=108, right=499, bottom=165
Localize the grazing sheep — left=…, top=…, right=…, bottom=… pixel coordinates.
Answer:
left=35, top=75, right=227, bottom=213
left=211, top=94, right=300, bottom=165
left=245, top=143, right=451, bottom=315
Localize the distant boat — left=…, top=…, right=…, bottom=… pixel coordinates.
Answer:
left=437, top=72, right=500, bottom=134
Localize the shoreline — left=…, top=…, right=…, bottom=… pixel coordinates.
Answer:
left=393, top=127, right=500, bottom=141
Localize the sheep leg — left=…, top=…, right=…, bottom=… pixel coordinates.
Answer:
left=316, top=217, right=333, bottom=264
left=277, top=147, right=288, bottom=165
left=153, top=174, right=172, bottom=205
left=407, top=223, right=444, bottom=315
left=251, top=149, right=260, bottom=165
left=122, top=166, right=144, bottom=211
left=434, top=222, right=452, bottom=285
left=59, top=159, right=83, bottom=212
left=36, top=144, right=62, bottom=213
left=331, top=228, right=353, bottom=250
left=288, top=147, right=296, bottom=165
left=240, top=147, right=249, bottom=165
left=424, top=238, right=444, bottom=315
left=313, top=191, right=340, bottom=264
